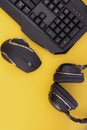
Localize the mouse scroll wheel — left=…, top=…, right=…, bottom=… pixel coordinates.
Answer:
left=28, top=62, right=33, bottom=67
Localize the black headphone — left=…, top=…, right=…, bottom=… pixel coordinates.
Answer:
left=49, top=63, right=87, bottom=124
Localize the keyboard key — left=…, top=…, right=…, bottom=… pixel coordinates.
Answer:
left=53, top=0, right=58, bottom=4
left=39, top=12, right=46, bottom=19
left=63, top=37, right=70, bottom=44
left=73, top=17, right=79, bottom=24
left=64, top=18, right=70, bottom=24
left=62, top=0, right=70, bottom=4
left=55, top=27, right=61, bottom=34
left=16, top=0, right=25, bottom=9
left=22, top=0, right=35, bottom=9
left=45, top=28, right=56, bottom=39
left=50, top=23, right=56, bottom=29
left=69, top=22, right=75, bottom=29
left=64, top=27, right=70, bottom=33
left=68, top=13, right=75, bottom=19
left=23, top=6, right=31, bottom=15
left=48, top=3, right=55, bottom=10
left=59, top=37, right=70, bottom=48
left=58, top=2, right=64, bottom=10
left=78, top=22, right=84, bottom=29
left=63, top=8, right=70, bottom=15
left=59, top=22, right=66, bottom=29
left=69, top=27, right=79, bottom=38
left=43, top=0, right=50, bottom=6
left=59, top=32, right=66, bottom=38
left=59, top=13, right=65, bottom=20
left=35, top=17, right=41, bottom=25
left=10, top=0, right=17, bottom=3
left=53, top=8, right=59, bottom=15
left=54, top=18, right=61, bottom=24
left=55, top=37, right=61, bottom=44
left=32, top=0, right=41, bottom=5
left=29, top=12, right=36, bottom=20
left=39, top=22, right=46, bottom=29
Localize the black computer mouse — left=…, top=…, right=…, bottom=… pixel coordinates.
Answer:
left=1, top=38, right=42, bottom=73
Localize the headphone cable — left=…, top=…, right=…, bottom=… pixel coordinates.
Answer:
left=65, top=111, right=87, bottom=123
left=79, top=65, right=87, bottom=71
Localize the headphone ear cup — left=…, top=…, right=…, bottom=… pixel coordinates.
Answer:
left=54, top=63, right=84, bottom=83
left=49, top=83, right=78, bottom=112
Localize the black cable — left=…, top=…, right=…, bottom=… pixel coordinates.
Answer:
left=65, top=111, right=87, bottom=124
left=79, top=65, right=87, bottom=71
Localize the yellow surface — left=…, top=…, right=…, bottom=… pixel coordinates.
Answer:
left=0, top=1, right=87, bottom=130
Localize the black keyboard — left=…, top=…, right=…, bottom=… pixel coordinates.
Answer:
left=0, top=0, right=87, bottom=54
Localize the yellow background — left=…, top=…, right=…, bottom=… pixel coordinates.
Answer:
left=0, top=0, right=87, bottom=130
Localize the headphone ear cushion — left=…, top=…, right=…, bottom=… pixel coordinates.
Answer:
left=54, top=63, right=84, bottom=83
left=49, top=83, right=78, bottom=112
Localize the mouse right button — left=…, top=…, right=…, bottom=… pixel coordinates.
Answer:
left=11, top=38, right=29, bottom=47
